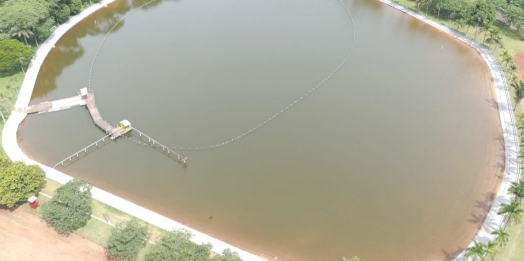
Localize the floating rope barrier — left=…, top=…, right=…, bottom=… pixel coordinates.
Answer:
left=89, top=0, right=356, bottom=151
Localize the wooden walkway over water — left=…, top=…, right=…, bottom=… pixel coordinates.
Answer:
left=84, top=90, right=129, bottom=139
left=16, top=88, right=188, bottom=168
left=18, top=89, right=131, bottom=139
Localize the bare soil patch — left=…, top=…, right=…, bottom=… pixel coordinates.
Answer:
left=0, top=206, right=107, bottom=261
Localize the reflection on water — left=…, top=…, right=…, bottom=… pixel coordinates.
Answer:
left=20, top=0, right=503, bottom=260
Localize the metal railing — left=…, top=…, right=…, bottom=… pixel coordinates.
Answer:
left=54, top=134, right=111, bottom=169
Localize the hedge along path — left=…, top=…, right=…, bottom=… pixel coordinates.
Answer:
left=88, top=0, right=357, bottom=151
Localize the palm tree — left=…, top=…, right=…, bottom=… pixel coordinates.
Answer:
left=482, top=24, right=491, bottom=45
left=455, top=19, right=466, bottom=31
left=424, top=0, right=432, bottom=14
left=502, top=50, right=512, bottom=67
left=510, top=179, right=524, bottom=203
left=10, top=20, right=34, bottom=46
left=484, top=240, right=498, bottom=261
left=415, top=0, right=422, bottom=12
left=491, top=227, right=510, bottom=247
left=493, top=35, right=503, bottom=55
left=512, top=80, right=524, bottom=107
left=17, top=54, right=26, bottom=74
left=465, top=241, right=487, bottom=261
left=498, top=198, right=524, bottom=226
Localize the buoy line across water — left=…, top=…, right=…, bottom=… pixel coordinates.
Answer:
left=89, top=0, right=356, bottom=151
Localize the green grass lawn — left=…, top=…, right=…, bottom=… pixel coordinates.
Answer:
left=0, top=70, right=24, bottom=157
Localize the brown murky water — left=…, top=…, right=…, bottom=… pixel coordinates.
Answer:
left=18, top=0, right=503, bottom=260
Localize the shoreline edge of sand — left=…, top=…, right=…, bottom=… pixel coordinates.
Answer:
left=379, top=1, right=521, bottom=260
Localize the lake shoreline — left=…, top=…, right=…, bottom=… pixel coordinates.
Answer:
left=379, top=1, right=520, bottom=260
left=0, top=0, right=266, bottom=260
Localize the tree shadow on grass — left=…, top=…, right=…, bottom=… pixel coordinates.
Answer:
left=0, top=70, right=22, bottom=79
left=494, top=20, right=523, bottom=41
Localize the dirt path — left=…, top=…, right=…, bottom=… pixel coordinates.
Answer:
left=0, top=206, right=107, bottom=261
left=514, top=52, right=524, bottom=81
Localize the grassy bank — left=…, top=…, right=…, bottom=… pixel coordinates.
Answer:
left=0, top=71, right=24, bottom=157
left=22, top=178, right=165, bottom=261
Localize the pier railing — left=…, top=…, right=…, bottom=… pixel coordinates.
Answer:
left=131, top=127, right=187, bottom=165
left=54, top=134, right=111, bottom=169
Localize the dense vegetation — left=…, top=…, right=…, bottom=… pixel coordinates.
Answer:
left=0, top=157, right=45, bottom=207
left=406, top=0, right=524, bottom=108
left=41, top=178, right=93, bottom=233
left=107, top=220, right=151, bottom=261
left=0, top=0, right=101, bottom=44
left=144, top=229, right=243, bottom=261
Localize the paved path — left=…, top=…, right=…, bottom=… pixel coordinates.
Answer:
left=1, top=1, right=265, bottom=260
left=379, top=1, right=521, bottom=260
left=15, top=95, right=86, bottom=114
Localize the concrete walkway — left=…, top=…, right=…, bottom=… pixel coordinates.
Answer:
left=379, top=1, right=521, bottom=260
left=1, top=1, right=265, bottom=260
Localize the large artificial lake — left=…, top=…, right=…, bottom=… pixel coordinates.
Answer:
left=19, top=0, right=504, bottom=260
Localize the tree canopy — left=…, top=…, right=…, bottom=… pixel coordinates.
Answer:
left=144, top=229, right=244, bottom=261
left=145, top=229, right=211, bottom=261
left=0, top=158, right=45, bottom=208
left=107, top=220, right=151, bottom=261
left=41, top=178, right=93, bottom=233
left=0, top=39, right=33, bottom=72
left=213, top=249, right=243, bottom=261
left=0, top=0, right=50, bottom=33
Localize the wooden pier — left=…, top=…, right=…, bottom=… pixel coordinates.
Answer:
left=17, top=88, right=132, bottom=140
left=83, top=89, right=130, bottom=139
left=24, top=88, right=191, bottom=169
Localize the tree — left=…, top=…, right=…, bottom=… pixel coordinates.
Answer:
left=107, top=220, right=151, bottom=261
left=0, top=158, right=45, bottom=208
left=485, top=26, right=500, bottom=48
left=0, top=0, right=50, bottom=34
left=509, top=179, right=524, bottom=203
left=0, top=39, right=33, bottom=72
left=68, top=0, right=82, bottom=15
left=10, top=20, right=34, bottom=46
left=498, top=198, right=524, bottom=226
left=492, top=34, right=503, bottom=54
left=145, top=229, right=212, bottom=261
left=36, top=18, right=56, bottom=42
left=481, top=23, right=491, bottom=44
left=484, top=240, right=498, bottom=261
left=56, top=4, right=71, bottom=24
left=468, top=0, right=497, bottom=40
left=416, top=0, right=423, bottom=11
left=41, top=179, right=93, bottom=233
left=511, top=80, right=524, bottom=106
left=491, top=227, right=510, bottom=247
left=213, top=249, right=243, bottom=261
left=464, top=240, right=487, bottom=261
